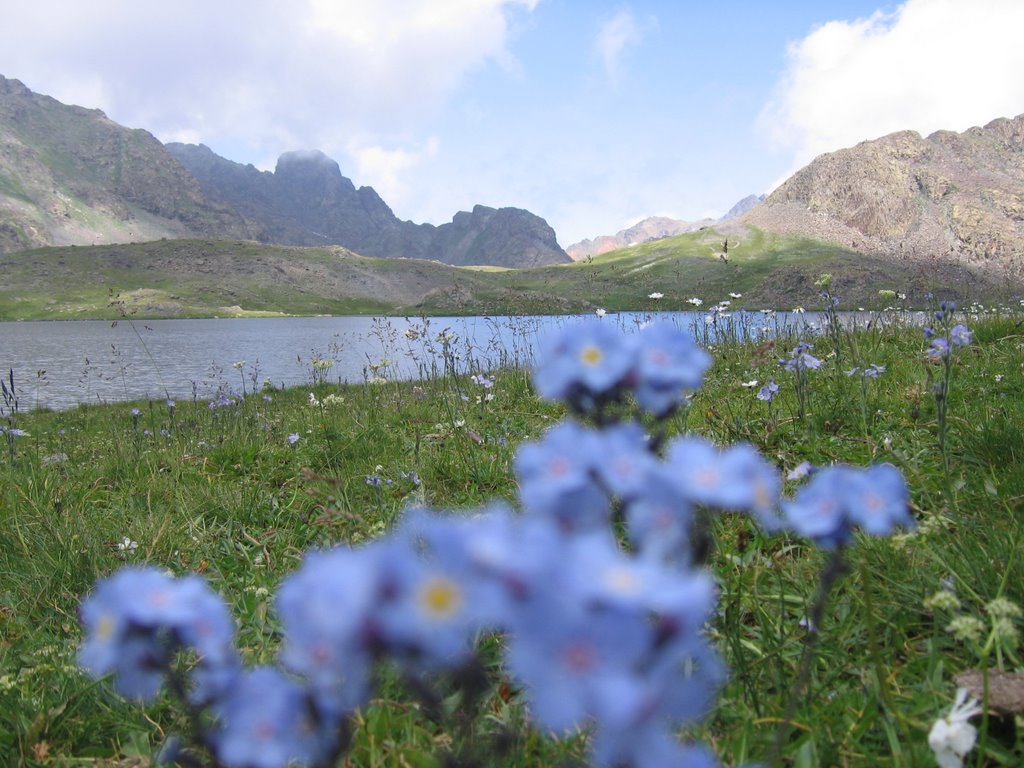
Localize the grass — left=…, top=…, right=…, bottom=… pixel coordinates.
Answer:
left=3, top=227, right=1023, bottom=320
left=1, top=307, right=1023, bottom=766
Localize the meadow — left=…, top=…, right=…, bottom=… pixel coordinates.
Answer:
left=1, top=298, right=1023, bottom=767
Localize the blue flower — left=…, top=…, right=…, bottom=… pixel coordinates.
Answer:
left=591, top=422, right=659, bottom=500
left=275, top=545, right=379, bottom=710
left=845, top=464, right=913, bottom=536
left=781, top=467, right=851, bottom=549
left=756, top=378, right=779, bottom=402
left=950, top=324, right=973, bottom=346
left=532, top=319, right=635, bottom=409
left=781, top=464, right=913, bottom=547
left=77, top=567, right=239, bottom=702
left=211, top=666, right=335, bottom=768
left=514, top=420, right=609, bottom=531
left=629, top=321, right=711, bottom=416
left=929, top=337, right=950, bottom=359
left=622, top=470, right=694, bottom=563
left=286, top=432, right=300, bottom=446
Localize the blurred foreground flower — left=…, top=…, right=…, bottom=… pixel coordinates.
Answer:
left=928, top=688, right=982, bottom=768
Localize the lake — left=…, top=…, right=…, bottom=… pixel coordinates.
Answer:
left=0, top=310, right=863, bottom=411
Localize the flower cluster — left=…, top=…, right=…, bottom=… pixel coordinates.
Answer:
left=533, top=319, right=711, bottom=416
left=781, top=341, right=822, bottom=372
left=77, top=319, right=916, bottom=768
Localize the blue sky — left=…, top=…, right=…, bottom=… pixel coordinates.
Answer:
left=3, top=0, right=1023, bottom=246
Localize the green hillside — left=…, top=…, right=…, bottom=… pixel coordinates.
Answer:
left=1, top=226, right=1021, bottom=320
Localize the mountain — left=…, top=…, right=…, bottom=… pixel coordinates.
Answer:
left=742, top=116, right=1024, bottom=277
left=565, top=194, right=765, bottom=261
left=0, top=75, right=257, bottom=254
left=166, top=143, right=569, bottom=267
left=0, top=75, right=569, bottom=268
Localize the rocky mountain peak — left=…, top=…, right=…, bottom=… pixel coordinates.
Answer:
left=742, top=113, right=1024, bottom=276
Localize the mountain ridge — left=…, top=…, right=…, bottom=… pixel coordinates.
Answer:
left=566, top=194, right=765, bottom=261
left=0, top=75, right=569, bottom=268
left=742, top=115, right=1024, bottom=277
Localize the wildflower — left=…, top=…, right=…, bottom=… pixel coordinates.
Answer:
left=756, top=379, right=779, bottom=402
left=924, top=591, right=961, bottom=611
left=211, top=666, right=337, bottom=768
left=929, top=337, right=950, bottom=359
left=847, top=364, right=886, bottom=378
left=687, top=297, right=703, bottom=306
left=287, top=433, right=300, bottom=446
left=117, top=537, right=139, bottom=553
left=995, top=374, right=1004, bottom=383
left=365, top=475, right=382, bottom=487
left=648, top=292, right=664, bottom=299
left=992, top=617, right=1019, bottom=648
left=729, top=292, right=743, bottom=299
left=532, top=319, right=635, bottom=409
left=78, top=567, right=238, bottom=702
left=792, top=306, right=806, bottom=313
left=986, top=597, right=1022, bottom=619
left=740, top=379, right=758, bottom=388
left=130, top=408, right=142, bottom=417
left=308, top=392, right=320, bottom=407
left=946, top=616, right=986, bottom=644
left=928, top=688, right=982, bottom=768
left=949, top=324, right=973, bottom=346
left=166, top=399, right=175, bottom=409
left=399, top=470, right=421, bottom=487
left=782, top=342, right=822, bottom=371
left=470, top=373, right=495, bottom=389
left=630, top=322, right=711, bottom=416
left=514, top=420, right=609, bottom=531
left=787, top=460, right=815, bottom=480
left=232, top=361, right=245, bottom=370
left=595, top=308, right=607, bottom=317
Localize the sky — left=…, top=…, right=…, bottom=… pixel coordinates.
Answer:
left=2, top=0, right=1024, bottom=247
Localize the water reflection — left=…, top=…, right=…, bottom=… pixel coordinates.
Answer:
left=0, top=311, right=914, bottom=411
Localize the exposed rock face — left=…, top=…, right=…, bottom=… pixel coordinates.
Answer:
left=743, top=116, right=1024, bottom=276
left=167, top=143, right=570, bottom=268
left=0, top=75, right=256, bottom=254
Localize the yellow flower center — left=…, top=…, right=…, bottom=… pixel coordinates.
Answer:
left=580, top=345, right=603, bottom=367
left=419, top=576, right=462, bottom=619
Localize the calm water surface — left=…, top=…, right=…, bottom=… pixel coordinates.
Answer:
left=0, top=311, right=860, bottom=411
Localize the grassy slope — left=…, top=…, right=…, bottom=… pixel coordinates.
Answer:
left=1, top=313, right=1023, bottom=765
left=2, top=227, right=1022, bottom=320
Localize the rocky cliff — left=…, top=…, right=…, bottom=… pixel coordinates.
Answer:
left=167, top=143, right=569, bottom=268
left=743, top=116, right=1024, bottom=276
left=0, top=75, right=256, bottom=253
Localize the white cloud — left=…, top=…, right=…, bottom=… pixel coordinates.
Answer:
left=0, top=1, right=537, bottom=164
left=761, top=0, right=1024, bottom=181
left=594, top=9, right=643, bottom=84
left=345, top=137, right=440, bottom=208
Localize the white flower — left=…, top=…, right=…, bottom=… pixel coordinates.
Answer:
left=648, top=292, right=664, bottom=299
left=928, top=688, right=982, bottom=768
left=687, top=297, right=703, bottom=306
left=117, top=537, right=138, bottom=553
left=595, top=308, right=607, bottom=317
left=740, top=380, right=759, bottom=388
left=729, top=292, right=742, bottom=298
